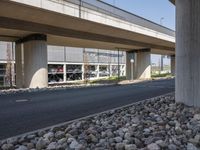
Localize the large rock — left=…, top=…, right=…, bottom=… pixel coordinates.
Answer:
left=55, top=131, right=65, bottom=139
left=6, top=137, right=18, bottom=145
left=147, top=143, right=160, bottom=150
left=187, top=143, right=198, bottom=150
left=194, top=114, right=200, bottom=121
left=47, top=142, right=57, bottom=150
left=168, top=144, right=177, bottom=150
left=16, top=145, right=28, bottom=150
left=36, top=138, right=48, bottom=150
left=57, top=138, right=67, bottom=145
left=27, top=143, right=34, bottom=149
left=1, top=144, right=14, bottom=150
left=125, top=144, right=137, bottom=150
left=114, top=137, right=123, bottom=143
left=69, top=140, right=83, bottom=149
left=115, top=143, right=125, bottom=150
left=43, top=132, right=54, bottom=140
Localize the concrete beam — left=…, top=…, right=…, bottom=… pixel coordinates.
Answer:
left=0, top=17, right=174, bottom=52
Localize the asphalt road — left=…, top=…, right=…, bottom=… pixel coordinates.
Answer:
left=0, top=79, right=175, bottom=140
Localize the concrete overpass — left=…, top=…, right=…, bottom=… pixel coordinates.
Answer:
left=0, top=0, right=175, bottom=88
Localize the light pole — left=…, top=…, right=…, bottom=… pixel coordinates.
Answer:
left=117, top=48, right=120, bottom=82
left=113, top=0, right=116, bottom=6
left=130, top=57, right=134, bottom=80
left=160, top=17, right=164, bottom=72
left=160, top=17, right=164, bottom=25
left=79, top=0, right=82, bottom=18
left=160, top=55, right=164, bottom=72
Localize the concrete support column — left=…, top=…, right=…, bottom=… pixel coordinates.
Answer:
left=18, top=34, right=48, bottom=88
left=82, top=64, right=84, bottom=80
left=109, top=65, right=112, bottom=77
left=15, top=43, right=24, bottom=88
left=176, top=0, right=200, bottom=106
left=126, top=50, right=151, bottom=80
left=119, top=65, right=122, bottom=76
left=97, top=65, right=100, bottom=78
left=171, top=55, right=175, bottom=76
left=11, top=62, right=15, bottom=86
left=63, top=64, right=67, bottom=82
left=124, top=64, right=126, bottom=77
left=136, top=50, right=151, bottom=79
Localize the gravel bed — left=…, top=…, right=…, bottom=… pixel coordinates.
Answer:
left=1, top=93, right=200, bottom=150
left=0, top=83, right=115, bottom=96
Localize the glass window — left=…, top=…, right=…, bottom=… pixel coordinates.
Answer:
left=99, top=65, right=110, bottom=77
left=66, top=65, right=82, bottom=81
left=48, top=64, right=64, bottom=83
left=84, top=65, right=98, bottom=79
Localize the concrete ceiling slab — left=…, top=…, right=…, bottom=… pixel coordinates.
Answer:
left=0, top=0, right=175, bottom=54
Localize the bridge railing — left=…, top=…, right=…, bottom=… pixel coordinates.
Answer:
left=50, top=0, right=175, bottom=37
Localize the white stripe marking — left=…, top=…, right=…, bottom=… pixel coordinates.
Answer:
left=15, top=99, right=29, bottom=103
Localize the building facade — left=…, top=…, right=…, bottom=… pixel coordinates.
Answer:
left=0, top=42, right=126, bottom=87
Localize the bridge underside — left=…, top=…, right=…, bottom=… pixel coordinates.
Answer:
left=0, top=0, right=175, bottom=55
left=0, top=27, right=174, bottom=55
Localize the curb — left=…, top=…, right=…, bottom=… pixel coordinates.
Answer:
left=0, top=83, right=117, bottom=96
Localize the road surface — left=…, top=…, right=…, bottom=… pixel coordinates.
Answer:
left=0, top=79, right=175, bottom=140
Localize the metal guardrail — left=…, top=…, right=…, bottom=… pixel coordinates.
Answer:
left=63, top=0, right=175, bottom=37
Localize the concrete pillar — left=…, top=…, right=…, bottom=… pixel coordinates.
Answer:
left=15, top=43, right=24, bottom=88
left=109, top=65, right=112, bottom=77
left=81, top=64, right=84, bottom=80
left=136, top=50, right=151, bottom=79
left=119, top=65, right=122, bottom=76
left=126, top=50, right=151, bottom=80
left=21, top=34, right=48, bottom=88
left=11, top=62, right=15, bottom=86
left=97, top=65, right=100, bottom=78
left=63, top=64, right=67, bottom=82
left=171, top=55, right=175, bottom=76
left=176, top=0, right=200, bottom=107
left=124, top=64, right=126, bottom=77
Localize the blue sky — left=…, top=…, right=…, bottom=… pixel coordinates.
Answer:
left=101, top=0, right=175, bottom=65
left=101, top=0, right=175, bottom=30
